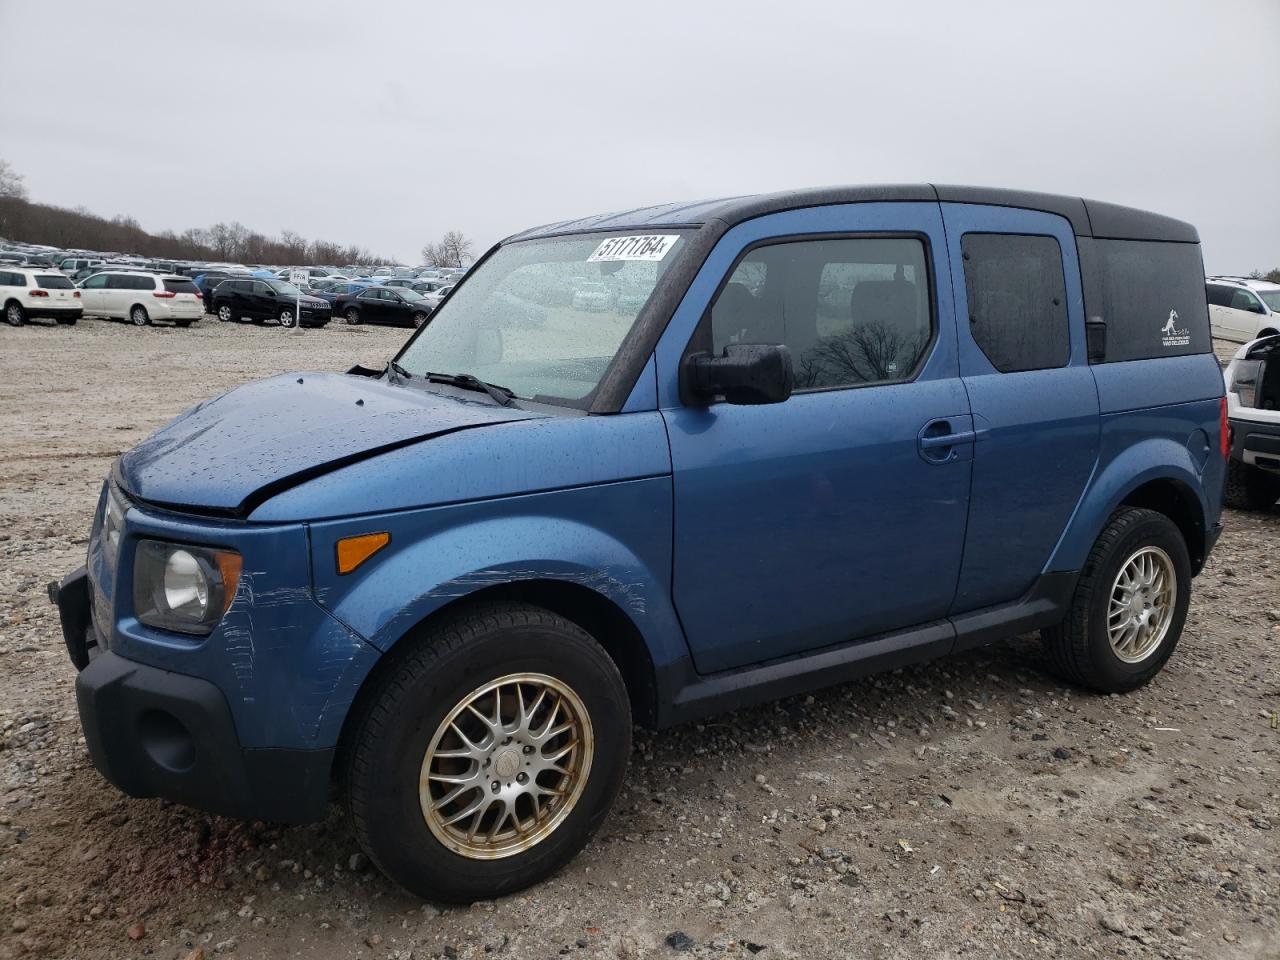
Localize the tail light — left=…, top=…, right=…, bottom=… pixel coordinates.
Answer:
left=28, top=289, right=48, bottom=297
left=1220, top=396, right=1230, bottom=459
left=194, top=291, right=202, bottom=299
left=73, top=291, right=81, bottom=298
left=152, top=291, right=176, bottom=299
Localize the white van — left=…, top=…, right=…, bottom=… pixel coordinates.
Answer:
left=79, top=271, right=203, bottom=326
left=0, top=267, right=83, bottom=325
left=1206, top=277, right=1280, bottom=344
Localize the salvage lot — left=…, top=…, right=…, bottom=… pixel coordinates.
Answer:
left=0, top=319, right=1277, bottom=960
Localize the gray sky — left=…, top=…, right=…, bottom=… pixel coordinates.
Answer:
left=1, top=0, right=1276, bottom=272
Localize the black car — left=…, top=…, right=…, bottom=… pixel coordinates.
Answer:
left=194, top=271, right=249, bottom=312
left=212, top=278, right=331, bottom=328
left=333, top=284, right=432, bottom=327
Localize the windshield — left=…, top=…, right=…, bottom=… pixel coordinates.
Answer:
left=267, top=280, right=302, bottom=296
left=397, top=232, right=688, bottom=405
left=1259, top=290, right=1280, bottom=312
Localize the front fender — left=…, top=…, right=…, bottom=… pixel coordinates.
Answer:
left=307, top=477, right=686, bottom=668
left=1046, top=434, right=1209, bottom=574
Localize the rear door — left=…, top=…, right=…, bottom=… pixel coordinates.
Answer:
left=940, top=204, right=1100, bottom=621
left=102, top=274, right=131, bottom=317
left=658, top=201, right=972, bottom=673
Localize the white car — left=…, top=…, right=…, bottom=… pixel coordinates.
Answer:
left=571, top=281, right=613, bottom=311
left=1206, top=276, right=1280, bottom=343
left=79, top=270, right=204, bottom=327
left=0, top=266, right=83, bottom=326
left=59, top=256, right=105, bottom=276
left=421, top=283, right=454, bottom=310
left=1223, top=334, right=1280, bottom=510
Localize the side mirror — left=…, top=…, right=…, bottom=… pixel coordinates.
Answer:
left=685, top=343, right=794, bottom=405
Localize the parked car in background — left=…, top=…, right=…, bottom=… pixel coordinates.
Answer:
left=52, top=186, right=1227, bottom=904
left=60, top=257, right=105, bottom=276
left=1, top=267, right=83, bottom=325
left=333, top=284, right=432, bottom=327
left=1207, top=277, right=1280, bottom=344
left=571, top=280, right=613, bottom=311
left=308, top=280, right=368, bottom=306
left=194, top=271, right=250, bottom=312
left=79, top=272, right=202, bottom=327
left=213, top=278, right=331, bottom=328
left=1223, top=334, right=1280, bottom=510
left=420, top=283, right=454, bottom=310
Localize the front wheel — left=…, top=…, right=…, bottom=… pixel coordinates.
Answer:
left=1041, top=507, right=1190, bottom=693
left=344, top=603, right=631, bottom=903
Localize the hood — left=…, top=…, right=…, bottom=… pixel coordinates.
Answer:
left=116, top=372, right=543, bottom=516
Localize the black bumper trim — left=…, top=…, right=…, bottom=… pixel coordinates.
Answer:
left=50, top=567, right=94, bottom=670
left=75, top=651, right=333, bottom=824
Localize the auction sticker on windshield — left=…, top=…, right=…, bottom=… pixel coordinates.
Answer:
left=587, top=235, right=679, bottom=263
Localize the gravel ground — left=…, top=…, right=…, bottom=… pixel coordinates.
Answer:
left=0, top=317, right=1277, bottom=960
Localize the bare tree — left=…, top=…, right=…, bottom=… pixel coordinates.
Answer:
left=0, top=159, right=28, bottom=200
left=421, top=230, right=474, bottom=268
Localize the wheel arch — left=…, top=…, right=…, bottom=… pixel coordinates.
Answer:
left=1048, top=439, right=1213, bottom=576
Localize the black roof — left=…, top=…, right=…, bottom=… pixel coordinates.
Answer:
left=507, top=184, right=1198, bottom=244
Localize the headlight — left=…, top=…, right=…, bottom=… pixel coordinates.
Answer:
left=133, top=540, right=242, bottom=636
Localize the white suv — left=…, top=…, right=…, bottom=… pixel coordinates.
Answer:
left=79, top=271, right=203, bottom=326
left=1206, top=276, right=1280, bottom=343
left=0, top=267, right=83, bottom=326
left=1224, top=334, right=1280, bottom=510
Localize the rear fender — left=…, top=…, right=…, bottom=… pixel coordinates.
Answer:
left=1046, top=437, right=1209, bottom=574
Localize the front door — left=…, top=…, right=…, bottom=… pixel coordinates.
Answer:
left=657, top=202, right=972, bottom=674
left=939, top=204, right=1100, bottom=619
left=80, top=273, right=108, bottom=313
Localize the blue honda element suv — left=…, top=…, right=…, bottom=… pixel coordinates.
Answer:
left=52, top=185, right=1225, bottom=901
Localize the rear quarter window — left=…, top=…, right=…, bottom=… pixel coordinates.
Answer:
left=1087, top=239, right=1210, bottom=362
left=163, top=279, right=199, bottom=293
left=35, top=274, right=75, bottom=289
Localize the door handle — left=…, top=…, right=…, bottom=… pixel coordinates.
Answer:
left=920, top=430, right=977, bottom=449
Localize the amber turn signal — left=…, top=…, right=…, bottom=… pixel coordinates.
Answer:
left=335, top=532, right=390, bottom=575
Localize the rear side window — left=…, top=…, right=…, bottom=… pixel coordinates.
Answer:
left=1090, top=239, right=1210, bottom=362
left=0, top=271, right=20, bottom=285
left=163, top=279, right=198, bottom=294
left=960, top=233, right=1069, bottom=373
left=1206, top=283, right=1236, bottom=307
left=35, top=274, right=75, bottom=289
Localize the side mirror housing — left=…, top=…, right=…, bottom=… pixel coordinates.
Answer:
left=685, top=343, right=794, bottom=405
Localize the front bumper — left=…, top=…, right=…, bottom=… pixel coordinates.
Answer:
left=52, top=567, right=335, bottom=824
left=1230, top=415, right=1280, bottom=473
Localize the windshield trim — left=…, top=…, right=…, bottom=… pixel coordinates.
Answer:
left=392, top=227, right=701, bottom=411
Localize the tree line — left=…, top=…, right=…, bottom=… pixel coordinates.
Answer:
left=0, top=158, right=386, bottom=266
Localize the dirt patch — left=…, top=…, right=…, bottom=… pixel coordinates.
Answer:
left=1, top=318, right=1277, bottom=959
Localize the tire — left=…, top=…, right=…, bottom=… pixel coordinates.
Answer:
left=279, top=308, right=296, bottom=328
left=4, top=301, right=24, bottom=326
left=344, top=307, right=361, bottom=325
left=216, top=304, right=233, bottom=322
left=129, top=305, right=150, bottom=327
left=1226, top=458, right=1280, bottom=511
left=412, top=312, right=428, bottom=328
left=1042, top=507, right=1191, bottom=693
left=344, top=602, right=631, bottom=903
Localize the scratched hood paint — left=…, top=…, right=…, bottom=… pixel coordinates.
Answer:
left=116, top=372, right=542, bottom=514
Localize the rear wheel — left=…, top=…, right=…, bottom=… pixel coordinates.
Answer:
left=1226, top=459, right=1280, bottom=511
left=344, top=603, right=631, bottom=903
left=279, top=308, right=296, bottom=328
left=1042, top=507, right=1190, bottom=693
left=344, top=307, right=361, bottom=325
left=5, top=302, right=24, bottom=326
left=129, top=305, right=150, bottom=327
left=216, top=304, right=233, bottom=322
left=412, top=312, right=428, bottom=328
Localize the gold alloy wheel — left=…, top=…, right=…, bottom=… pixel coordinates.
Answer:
left=1107, top=545, right=1177, bottom=663
left=419, top=673, right=594, bottom=860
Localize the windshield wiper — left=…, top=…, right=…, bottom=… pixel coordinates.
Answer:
left=424, top=371, right=516, bottom=406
